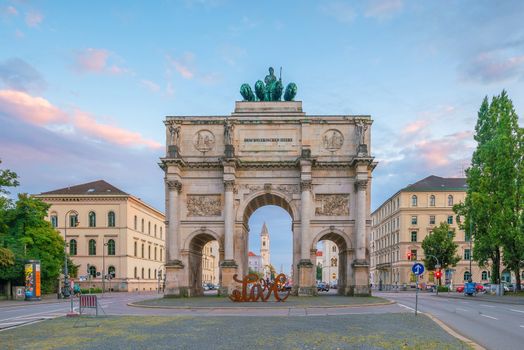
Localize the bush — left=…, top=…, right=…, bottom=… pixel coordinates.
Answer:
left=80, top=288, right=103, bottom=294
left=437, top=286, right=449, bottom=292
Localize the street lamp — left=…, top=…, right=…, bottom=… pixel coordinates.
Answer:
left=63, top=210, right=79, bottom=299
left=102, top=240, right=108, bottom=295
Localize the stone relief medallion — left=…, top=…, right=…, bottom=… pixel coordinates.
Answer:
left=315, top=194, right=349, bottom=216
left=322, top=129, right=344, bottom=151
left=187, top=195, right=221, bottom=216
left=193, top=130, right=215, bottom=152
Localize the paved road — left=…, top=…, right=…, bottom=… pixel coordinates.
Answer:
left=377, top=291, right=524, bottom=350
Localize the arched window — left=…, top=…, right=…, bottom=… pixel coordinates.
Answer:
left=134, top=215, right=137, bottom=230
left=160, top=227, right=163, bottom=239
left=107, top=239, right=116, bottom=256
left=108, top=211, right=116, bottom=227
left=108, top=266, right=116, bottom=279
left=148, top=222, right=151, bottom=234
left=448, top=195, right=454, bottom=206
left=429, top=195, right=435, bottom=207
left=160, top=248, right=163, bottom=261
left=88, top=211, right=96, bottom=227
left=331, top=257, right=337, bottom=267
left=411, top=195, right=417, bottom=207
left=134, top=241, right=137, bottom=256
left=141, top=219, right=144, bottom=232
left=154, top=224, right=157, bottom=237
left=69, top=239, right=77, bottom=256
left=141, top=243, right=144, bottom=258
left=148, top=268, right=151, bottom=279
left=89, top=239, right=96, bottom=255
left=464, top=271, right=471, bottom=281
left=134, top=267, right=137, bottom=278
left=154, top=247, right=157, bottom=260
left=154, top=269, right=157, bottom=279
left=69, top=213, right=78, bottom=227
left=50, top=214, right=58, bottom=228
left=141, top=268, right=144, bottom=279
left=88, top=265, right=97, bottom=278
left=148, top=245, right=151, bottom=259
left=332, top=245, right=336, bottom=252
left=481, top=271, right=488, bottom=280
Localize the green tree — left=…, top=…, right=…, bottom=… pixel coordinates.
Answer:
left=421, top=223, right=460, bottom=285
left=455, top=91, right=523, bottom=288
left=316, top=263, right=322, bottom=281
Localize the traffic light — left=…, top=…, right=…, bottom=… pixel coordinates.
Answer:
left=407, top=252, right=412, bottom=261
left=435, top=270, right=442, bottom=279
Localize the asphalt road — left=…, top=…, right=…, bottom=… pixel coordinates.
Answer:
left=377, top=291, right=524, bottom=350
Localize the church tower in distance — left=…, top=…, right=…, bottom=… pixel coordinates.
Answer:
left=260, top=222, right=270, bottom=268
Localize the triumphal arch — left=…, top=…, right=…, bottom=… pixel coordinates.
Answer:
left=160, top=70, right=376, bottom=297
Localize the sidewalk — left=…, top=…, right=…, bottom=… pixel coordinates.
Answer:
left=436, top=292, right=524, bottom=305
left=0, top=294, right=68, bottom=308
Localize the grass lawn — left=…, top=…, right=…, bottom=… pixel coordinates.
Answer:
left=0, top=314, right=471, bottom=350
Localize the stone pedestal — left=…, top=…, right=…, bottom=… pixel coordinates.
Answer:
left=352, top=260, right=370, bottom=296
left=164, top=262, right=187, bottom=297
left=297, top=259, right=316, bottom=296
left=219, top=260, right=238, bottom=296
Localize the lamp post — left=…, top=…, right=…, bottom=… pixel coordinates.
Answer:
left=102, top=240, right=108, bottom=295
left=157, top=268, right=162, bottom=293
left=63, top=210, right=78, bottom=299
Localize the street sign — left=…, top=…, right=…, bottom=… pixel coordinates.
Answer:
left=411, top=263, right=424, bottom=275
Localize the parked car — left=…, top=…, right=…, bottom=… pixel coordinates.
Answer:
left=456, top=283, right=484, bottom=294
left=456, top=285, right=465, bottom=293
left=317, top=282, right=329, bottom=292
left=329, top=282, right=338, bottom=289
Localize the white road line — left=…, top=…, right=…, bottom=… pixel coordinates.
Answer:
left=456, top=308, right=469, bottom=312
left=510, top=309, right=524, bottom=314
left=480, top=314, right=498, bottom=320
left=398, top=303, right=415, bottom=312
left=520, top=325, right=524, bottom=328
left=0, top=307, right=65, bottom=322
left=480, top=304, right=495, bottom=308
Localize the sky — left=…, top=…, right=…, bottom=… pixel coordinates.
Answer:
left=1, top=1, right=524, bottom=275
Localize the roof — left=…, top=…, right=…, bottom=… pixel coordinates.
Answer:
left=40, top=180, right=128, bottom=196
left=402, top=175, right=467, bottom=192
left=248, top=251, right=257, bottom=257
left=316, top=251, right=323, bottom=257
left=260, top=222, right=269, bottom=236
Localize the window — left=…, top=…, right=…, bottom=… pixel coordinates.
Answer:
left=69, top=239, right=77, bottom=256
left=141, top=268, right=144, bottom=279
left=482, top=271, right=488, bottom=280
left=154, top=224, right=157, bottom=237
left=465, top=231, right=471, bottom=242
left=464, top=271, right=471, bottom=281
left=411, top=216, right=417, bottom=225
left=263, top=241, right=265, bottom=247
left=148, top=222, right=151, bottom=234
left=148, top=269, right=151, bottom=279
left=160, top=248, right=163, bottom=260
left=155, top=247, right=157, bottom=260
left=464, top=249, right=471, bottom=260
left=410, top=249, right=417, bottom=261
left=141, top=219, right=144, bottom=232
left=108, top=211, right=116, bottom=227
left=154, top=269, right=157, bottom=279
left=50, top=214, right=58, bottom=228
left=332, top=245, right=336, bottom=252
left=448, top=195, right=454, bottom=206
left=134, top=216, right=137, bottom=230
left=108, top=266, right=116, bottom=279
left=107, top=239, right=116, bottom=256
left=331, top=258, right=337, bottom=267
left=160, top=227, right=163, bottom=239
left=141, top=244, right=144, bottom=258
left=134, top=241, right=137, bottom=256
left=148, top=245, right=151, bottom=259
left=88, top=239, right=96, bottom=255
left=411, top=195, right=418, bottom=207
left=134, top=267, right=137, bottom=278
left=429, top=215, right=435, bottom=225
left=447, top=231, right=453, bottom=238
left=88, top=211, right=96, bottom=227
left=429, top=195, right=435, bottom=207
left=411, top=231, right=417, bottom=242
left=69, top=214, right=78, bottom=227
left=88, top=265, right=97, bottom=278
left=447, top=215, right=453, bottom=224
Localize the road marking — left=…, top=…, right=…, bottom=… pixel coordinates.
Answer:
left=480, top=304, right=495, bottom=308
left=0, top=307, right=65, bottom=322
left=520, top=325, right=524, bottom=328
left=510, top=309, right=524, bottom=314
left=480, top=314, right=498, bottom=320
left=398, top=303, right=415, bottom=312
left=456, top=308, right=469, bottom=312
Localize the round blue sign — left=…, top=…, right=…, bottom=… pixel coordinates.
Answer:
left=411, top=263, right=424, bottom=275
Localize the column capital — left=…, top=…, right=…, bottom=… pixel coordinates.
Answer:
left=300, top=180, right=312, bottom=192
left=224, top=180, right=235, bottom=192
left=166, top=180, right=182, bottom=192
left=355, top=179, right=368, bottom=191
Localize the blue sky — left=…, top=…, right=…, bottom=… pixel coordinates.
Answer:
left=1, top=1, right=523, bottom=275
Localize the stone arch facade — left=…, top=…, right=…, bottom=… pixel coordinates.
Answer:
left=161, top=101, right=376, bottom=297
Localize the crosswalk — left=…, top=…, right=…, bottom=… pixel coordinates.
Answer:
left=0, top=311, right=65, bottom=330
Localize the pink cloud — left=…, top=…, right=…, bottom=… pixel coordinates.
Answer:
left=25, top=11, right=43, bottom=27
left=6, top=6, right=18, bottom=16
left=403, top=119, right=430, bottom=134
left=0, top=90, right=67, bottom=125
left=74, top=48, right=128, bottom=75
left=140, top=79, right=161, bottom=92
left=167, top=53, right=195, bottom=79
left=73, top=111, right=162, bottom=149
left=413, top=131, right=474, bottom=168
left=463, top=51, right=524, bottom=83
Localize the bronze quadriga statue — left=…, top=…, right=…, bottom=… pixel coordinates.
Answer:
left=240, top=67, right=297, bottom=102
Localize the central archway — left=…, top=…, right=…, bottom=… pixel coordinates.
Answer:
left=235, top=191, right=300, bottom=291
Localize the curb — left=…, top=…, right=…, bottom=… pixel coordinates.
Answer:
left=0, top=300, right=65, bottom=309
left=126, top=300, right=395, bottom=311
left=422, top=311, right=485, bottom=350
left=434, top=294, right=524, bottom=305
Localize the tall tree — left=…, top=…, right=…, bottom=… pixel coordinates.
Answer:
left=422, top=223, right=460, bottom=285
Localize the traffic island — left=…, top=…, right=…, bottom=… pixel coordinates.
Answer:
left=0, top=314, right=471, bottom=349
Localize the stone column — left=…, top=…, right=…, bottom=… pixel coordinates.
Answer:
left=223, top=180, right=235, bottom=261
left=166, top=180, right=182, bottom=265
left=353, top=179, right=370, bottom=296
left=298, top=179, right=315, bottom=295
